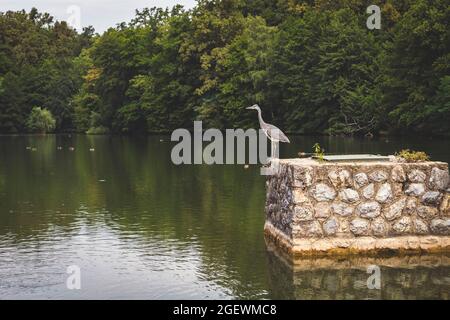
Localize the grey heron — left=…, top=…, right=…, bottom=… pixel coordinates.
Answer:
left=246, top=104, right=290, bottom=158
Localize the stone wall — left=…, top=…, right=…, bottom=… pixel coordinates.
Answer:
left=265, top=158, right=450, bottom=255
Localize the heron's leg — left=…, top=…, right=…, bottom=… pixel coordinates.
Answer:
left=271, top=140, right=279, bottom=159
left=268, top=140, right=281, bottom=175
left=268, top=140, right=273, bottom=160
left=273, top=142, right=277, bottom=159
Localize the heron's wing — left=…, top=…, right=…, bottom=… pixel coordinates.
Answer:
left=265, top=123, right=290, bottom=143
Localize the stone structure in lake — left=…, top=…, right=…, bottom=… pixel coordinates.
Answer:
left=264, top=158, right=450, bottom=255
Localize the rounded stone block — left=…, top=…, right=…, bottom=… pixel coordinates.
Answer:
left=404, top=197, right=417, bottom=215
left=391, top=166, right=406, bottom=182
left=407, top=169, right=426, bottom=183
left=429, top=167, right=449, bottom=191
left=357, top=201, right=381, bottom=219
left=391, top=216, right=412, bottom=235
left=430, top=219, right=450, bottom=235
left=293, top=205, right=315, bottom=222
left=362, top=183, right=375, bottom=199
left=405, top=183, right=425, bottom=196
left=354, top=173, right=369, bottom=187
left=371, top=217, right=387, bottom=237
left=293, top=221, right=323, bottom=238
left=314, top=202, right=331, bottom=220
left=323, top=217, right=339, bottom=236
left=328, top=169, right=352, bottom=188
left=350, top=218, right=370, bottom=236
left=331, top=202, right=354, bottom=217
left=339, top=188, right=360, bottom=204
left=383, top=197, right=406, bottom=221
left=310, top=183, right=336, bottom=202
left=417, top=205, right=438, bottom=220
left=368, top=170, right=388, bottom=182
left=293, top=188, right=310, bottom=204
left=293, top=166, right=314, bottom=189
left=413, top=218, right=429, bottom=234
left=375, top=183, right=393, bottom=203
left=421, top=191, right=442, bottom=206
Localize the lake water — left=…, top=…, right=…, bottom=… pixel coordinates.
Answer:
left=0, top=134, right=449, bottom=299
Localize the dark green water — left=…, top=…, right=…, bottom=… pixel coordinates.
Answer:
left=0, top=134, right=449, bottom=299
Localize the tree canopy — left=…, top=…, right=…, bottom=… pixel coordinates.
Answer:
left=0, top=0, right=449, bottom=136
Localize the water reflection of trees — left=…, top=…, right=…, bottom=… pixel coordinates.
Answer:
left=0, top=135, right=271, bottom=298
left=266, top=240, right=450, bottom=300
left=1, top=135, right=449, bottom=299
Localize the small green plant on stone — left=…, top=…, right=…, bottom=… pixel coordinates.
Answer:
left=313, top=143, right=325, bottom=162
left=395, top=149, right=430, bottom=162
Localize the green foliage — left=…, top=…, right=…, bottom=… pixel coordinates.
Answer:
left=26, top=107, right=56, bottom=133
left=312, top=143, right=325, bottom=161
left=0, top=1, right=449, bottom=136
left=422, top=76, right=450, bottom=137
left=395, top=149, right=430, bottom=162
left=270, top=7, right=383, bottom=135
left=195, top=16, right=276, bottom=129
left=383, top=0, right=450, bottom=135
left=86, top=126, right=110, bottom=135
left=0, top=8, right=93, bottom=133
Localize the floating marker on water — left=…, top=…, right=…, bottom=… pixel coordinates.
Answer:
left=244, top=164, right=249, bottom=169
left=69, top=147, right=75, bottom=151
left=89, top=148, right=95, bottom=152
left=26, top=146, right=31, bottom=150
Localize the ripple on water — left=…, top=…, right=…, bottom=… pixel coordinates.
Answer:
left=1, top=134, right=450, bottom=299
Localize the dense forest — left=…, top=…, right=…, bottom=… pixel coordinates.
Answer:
left=0, top=0, right=449, bottom=136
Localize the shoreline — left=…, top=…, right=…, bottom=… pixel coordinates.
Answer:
left=1, top=132, right=449, bottom=139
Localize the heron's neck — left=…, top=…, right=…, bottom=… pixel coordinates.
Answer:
left=257, top=109, right=266, bottom=128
